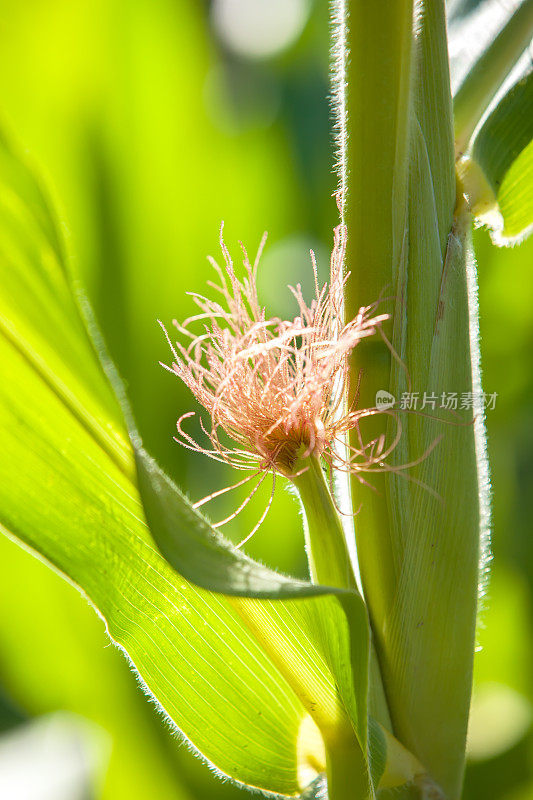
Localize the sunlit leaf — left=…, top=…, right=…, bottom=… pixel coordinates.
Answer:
left=0, top=134, right=309, bottom=795
left=0, top=132, right=375, bottom=796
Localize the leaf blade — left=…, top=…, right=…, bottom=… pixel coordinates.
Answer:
left=0, top=136, right=310, bottom=795
left=0, top=133, right=373, bottom=796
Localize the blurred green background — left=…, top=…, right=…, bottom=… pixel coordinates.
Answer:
left=0, top=1, right=531, bottom=798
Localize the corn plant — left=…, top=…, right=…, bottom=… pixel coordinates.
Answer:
left=0, top=1, right=532, bottom=799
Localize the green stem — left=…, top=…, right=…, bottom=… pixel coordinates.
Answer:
left=343, top=0, right=415, bottom=627
left=291, top=454, right=431, bottom=798
left=454, top=0, right=533, bottom=155
left=292, top=454, right=357, bottom=591
left=292, top=455, right=371, bottom=798
left=343, top=0, right=414, bottom=290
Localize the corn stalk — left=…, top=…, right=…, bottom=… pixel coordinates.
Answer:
left=337, top=1, right=487, bottom=797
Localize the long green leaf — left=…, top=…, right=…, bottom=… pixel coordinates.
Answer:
left=0, top=135, right=315, bottom=796
left=0, top=134, right=378, bottom=796
left=0, top=324, right=306, bottom=795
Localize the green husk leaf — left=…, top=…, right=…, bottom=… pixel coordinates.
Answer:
left=385, top=196, right=481, bottom=800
